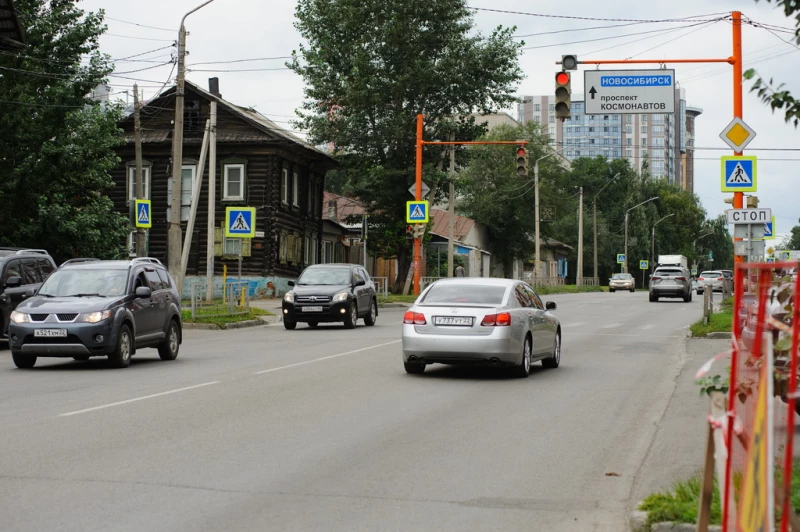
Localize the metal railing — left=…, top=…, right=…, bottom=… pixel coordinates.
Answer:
left=190, top=280, right=250, bottom=319
left=372, top=276, right=389, bottom=299
left=421, top=276, right=442, bottom=290
left=528, top=277, right=566, bottom=288
left=577, top=277, right=598, bottom=286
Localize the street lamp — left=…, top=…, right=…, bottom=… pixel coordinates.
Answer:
left=593, top=173, right=619, bottom=284
left=534, top=146, right=569, bottom=278
left=169, top=0, right=218, bottom=293
left=692, top=230, right=715, bottom=268
left=624, top=196, right=658, bottom=273
left=651, top=213, right=675, bottom=271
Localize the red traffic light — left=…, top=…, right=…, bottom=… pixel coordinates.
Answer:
left=516, top=147, right=526, bottom=156
left=556, top=72, right=570, bottom=85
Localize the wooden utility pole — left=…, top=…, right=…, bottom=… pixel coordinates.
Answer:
left=206, top=101, right=217, bottom=301
left=577, top=186, right=583, bottom=286
left=133, top=84, right=146, bottom=257
left=447, top=132, right=456, bottom=278
left=168, top=24, right=187, bottom=280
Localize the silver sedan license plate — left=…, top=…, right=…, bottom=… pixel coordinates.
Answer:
left=434, top=316, right=473, bottom=326
left=34, top=329, right=67, bottom=337
left=302, top=306, right=323, bottom=312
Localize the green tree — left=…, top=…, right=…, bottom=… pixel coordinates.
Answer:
left=744, top=0, right=800, bottom=127
left=782, top=218, right=800, bottom=249
left=289, top=0, right=524, bottom=289
left=0, top=0, right=128, bottom=263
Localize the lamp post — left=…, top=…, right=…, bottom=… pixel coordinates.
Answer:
left=692, top=230, right=715, bottom=270
left=533, top=146, right=569, bottom=279
left=651, top=213, right=675, bottom=275
left=168, top=0, right=218, bottom=294
left=624, top=196, right=658, bottom=273
left=593, top=173, right=619, bottom=285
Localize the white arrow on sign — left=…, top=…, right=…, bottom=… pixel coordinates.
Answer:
left=408, top=181, right=431, bottom=198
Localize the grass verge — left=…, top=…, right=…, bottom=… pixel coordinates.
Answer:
left=181, top=305, right=272, bottom=327
left=689, top=296, right=733, bottom=337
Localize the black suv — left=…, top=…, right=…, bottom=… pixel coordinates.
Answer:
left=282, top=264, right=377, bottom=330
left=8, top=258, right=182, bottom=369
left=1, top=248, right=57, bottom=338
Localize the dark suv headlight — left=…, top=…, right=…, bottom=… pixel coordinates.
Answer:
left=77, top=311, right=112, bottom=323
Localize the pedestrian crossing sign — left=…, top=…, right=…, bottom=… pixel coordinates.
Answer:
left=134, top=199, right=151, bottom=228
left=406, top=200, right=429, bottom=223
left=721, top=155, right=757, bottom=192
left=764, top=216, right=775, bottom=240
left=617, top=253, right=625, bottom=264
left=225, top=207, right=256, bottom=238
left=639, top=260, right=649, bottom=270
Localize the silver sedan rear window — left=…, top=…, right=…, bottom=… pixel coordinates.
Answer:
left=420, top=284, right=506, bottom=305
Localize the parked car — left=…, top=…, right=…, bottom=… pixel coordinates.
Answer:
left=721, top=269, right=734, bottom=287
left=696, top=270, right=725, bottom=294
left=282, top=263, right=377, bottom=330
left=649, top=265, right=692, bottom=302
left=7, top=258, right=182, bottom=369
left=401, top=278, right=561, bottom=377
left=1, top=248, right=57, bottom=338
left=609, top=273, right=635, bottom=292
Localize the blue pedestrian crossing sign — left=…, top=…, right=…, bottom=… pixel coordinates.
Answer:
left=134, top=199, right=151, bottom=228
left=720, top=155, right=757, bottom=192
left=617, top=253, right=626, bottom=264
left=691, top=268, right=698, bottom=276
left=764, top=216, right=776, bottom=240
left=639, top=260, right=649, bottom=270
left=766, top=257, right=775, bottom=264
left=406, top=200, right=429, bottom=223
left=225, top=207, right=256, bottom=238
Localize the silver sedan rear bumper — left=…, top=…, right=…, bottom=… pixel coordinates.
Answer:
left=402, top=325, right=519, bottom=366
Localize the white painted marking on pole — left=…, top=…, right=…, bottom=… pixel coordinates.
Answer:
left=254, top=340, right=402, bottom=375
left=58, top=381, right=221, bottom=417
left=600, top=323, right=623, bottom=329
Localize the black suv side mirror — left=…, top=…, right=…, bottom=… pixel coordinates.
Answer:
left=135, top=286, right=152, bottom=299
left=287, top=280, right=295, bottom=287
left=5, top=276, right=21, bottom=288
left=354, top=279, right=366, bottom=287
left=545, top=301, right=557, bottom=311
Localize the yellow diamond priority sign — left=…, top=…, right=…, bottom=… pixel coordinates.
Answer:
left=719, top=117, right=756, bottom=152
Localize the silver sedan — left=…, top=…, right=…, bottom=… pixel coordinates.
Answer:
left=401, top=278, right=561, bottom=377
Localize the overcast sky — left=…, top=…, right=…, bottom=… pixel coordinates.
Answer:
left=83, top=0, right=800, bottom=241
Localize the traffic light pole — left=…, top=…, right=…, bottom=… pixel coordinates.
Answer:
left=414, top=114, right=527, bottom=294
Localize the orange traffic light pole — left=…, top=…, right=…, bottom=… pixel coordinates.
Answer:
left=565, top=12, right=744, bottom=530
left=413, top=113, right=528, bottom=295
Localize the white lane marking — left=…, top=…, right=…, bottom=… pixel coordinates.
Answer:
left=59, top=381, right=221, bottom=417
left=563, top=322, right=586, bottom=328
left=599, top=323, right=623, bottom=329
left=254, top=340, right=402, bottom=375
left=570, top=333, right=681, bottom=338
left=638, top=324, right=655, bottom=330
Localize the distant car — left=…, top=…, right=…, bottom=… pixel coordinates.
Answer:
left=649, top=265, right=692, bottom=302
left=401, top=278, right=561, bottom=377
left=8, top=258, right=182, bottom=369
left=609, top=273, right=635, bottom=292
left=696, top=270, right=725, bottom=294
left=282, top=263, right=377, bottom=330
left=1, top=248, right=57, bottom=338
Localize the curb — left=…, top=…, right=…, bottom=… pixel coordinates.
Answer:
left=691, top=331, right=732, bottom=339
left=378, top=302, right=412, bottom=308
left=183, top=317, right=274, bottom=330
left=631, top=502, right=722, bottom=531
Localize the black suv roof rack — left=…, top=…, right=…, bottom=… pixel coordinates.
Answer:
left=61, top=258, right=101, bottom=266
left=131, top=257, right=162, bottom=265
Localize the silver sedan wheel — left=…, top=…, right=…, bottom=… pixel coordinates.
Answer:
left=523, top=338, right=531, bottom=373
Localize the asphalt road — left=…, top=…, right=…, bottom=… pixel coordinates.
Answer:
left=0, top=291, right=702, bottom=532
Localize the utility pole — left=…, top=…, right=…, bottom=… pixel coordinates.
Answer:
left=592, top=173, right=618, bottom=284
left=169, top=0, right=217, bottom=287
left=133, top=84, right=146, bottom=257
left=577, top=186, right=583, bottom=286
left=534, top=162, right=541, bottom=279
left=447, top=132, right=456, bottom=278
left=206, top=101, right=217, bottom=300
left=362, top=215, right=368, bottom=268
left=624, top=196, right=658, bottom=274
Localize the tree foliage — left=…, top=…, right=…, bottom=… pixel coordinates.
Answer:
left=289, top=0, right=524, bottom=288
left=744, top=0, right=800, bottom=127
left=783, top=218, right=800, bottom=249
left=0, top=0, right=128, bottom=264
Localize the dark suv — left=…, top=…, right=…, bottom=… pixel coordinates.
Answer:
left=282, top=264, right=377, bottom=329
left=1, top=248, right=57, bottom=338
left=8, top=258, right=182, bottom=369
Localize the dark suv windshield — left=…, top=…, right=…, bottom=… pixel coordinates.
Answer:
left=297, top=268, right=351, bottom=285
left=39, top=269, right=128, bottom=297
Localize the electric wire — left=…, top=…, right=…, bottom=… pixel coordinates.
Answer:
left=104, top=16, right=176, bottom=33
left=468, top=6, right=729, bottom=24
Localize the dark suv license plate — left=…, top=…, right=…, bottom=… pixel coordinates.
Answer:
left=34, top=329, right=67, bottom=337
left=433, top=316, right=473, bottom=326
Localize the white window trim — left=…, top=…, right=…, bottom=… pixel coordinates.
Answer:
left=167, top=165, right=197, bottom=222
left=281, top=168, right=289, bottom=204
left=127, top=165, right=151, bottom=204
left=223, top=163, right=245, bottom=201
left=292, top=171, right=299, bottom=207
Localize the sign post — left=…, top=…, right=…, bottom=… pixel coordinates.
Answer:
left=583, top=69, right=675, bottom=115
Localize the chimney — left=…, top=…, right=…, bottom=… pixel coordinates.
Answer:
left=209, top=77, right=221, bottom=98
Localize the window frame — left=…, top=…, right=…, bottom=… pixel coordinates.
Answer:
left=167, top=163, right=197, bottom=222
left=126, top=162, right=152, bottom=205
left=292, top=171, right=300, bottom=207
left=223, top=163, right=245, bottom=202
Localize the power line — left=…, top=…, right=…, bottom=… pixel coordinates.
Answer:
left=512, top=12, right=730, bottom=38
left=113, top=62, right=174, bottom=75
left=106, top=33, right=175, bottom=42
left=624, top=20, right=722, bottom=59
left=189, top=55, right=294, bottom=66
left=104, top=16, right=176, bottom=33
left=468, top=6, right=728, bottom=24
left=114, top=45, right=176, bottom=61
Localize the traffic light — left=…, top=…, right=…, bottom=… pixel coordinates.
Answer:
left=746, top=195, right=759, bottom=207
left=555, top=71, right=571, bottom=119
left=561, top=54, right=578, bottom=71
left=406, top=225, right=414, bottom=239
left=516, top=146, right=528, bottom=177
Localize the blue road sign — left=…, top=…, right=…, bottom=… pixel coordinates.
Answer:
left=406, top=200, right=429, bottom=223
left=639, top=260, right=649, bottom=270
left=134, top=199, right=151, bottom=228
left=225, top=207, right=256, bottom=238
left=764, top=216, right=775, bottom=240
left=720, top=155, right=757, bottom=192
left=616, top=253, right=626, bottom=264
left=766, top=257, right=775, bottom=264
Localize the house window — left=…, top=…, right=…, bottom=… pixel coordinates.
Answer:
left=307, top=179, right=313, bottom=215
left=626, top=149, right=633, bottom=157
left=626, top=125, right=632, bottom=134
left=549, top=126, right=555, bottom=136
left=603, top=127, right=609, bottom=132
left=184, top=100, right=200, bottom=133
left=327, top=200, right=337, bottom=220
left=641, top=138, right=647, bottom=146
left=167, top=165, right=196, bottom=222
left=603, top=115, right=609, bottom=121
left=641, top=114, right=648, bottom=123
left=626, top=114, right=633, bottom=123
left=281, top=168, right=289, bottom=204
left=292, top=171, right=299, bottom=207
left=549, top=104, right=555, bottom=112
left=652, top=125, right=664, bottom=135
left=127, top=165, right=151, bottom=204
left=549, top=115, right=554, bottom=123
left=534, top=116, right=540, bottom=123
left=626, top=138, right=632, bottom=146
left=223, top=164, right=245, bottom=201
left=534, top=104, right=540, bottom=112
left=612, top=127, right=619, bottom=133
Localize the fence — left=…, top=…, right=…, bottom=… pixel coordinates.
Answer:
left=190, top=280, right=250, bottom=319
left=577, top=277, right=598, bottom=287
left=720, top=262, right=800, bottom=531
left=528, top=277, right=566, bottom=288
left=372, top=276, right=389, bottom=300
left=421, top=276, right=442, bottom=290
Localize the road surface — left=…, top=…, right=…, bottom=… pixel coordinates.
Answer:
left=0, top=291, right=700, bottom=531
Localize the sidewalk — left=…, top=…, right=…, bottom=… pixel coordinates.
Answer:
left=631, top=338, right=730, bottom=503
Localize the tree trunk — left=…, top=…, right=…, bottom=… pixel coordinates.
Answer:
left=393, top=246, right=411, bottom=293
